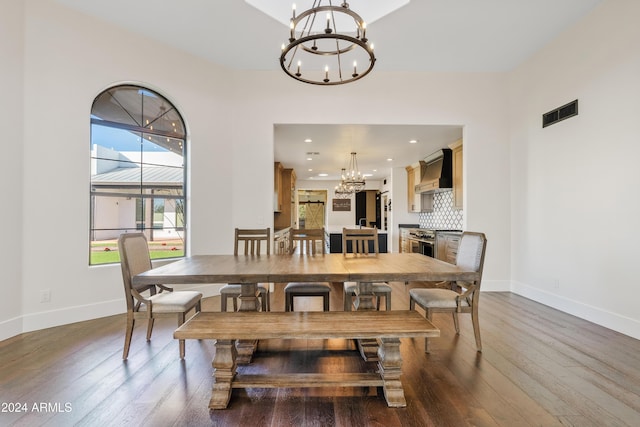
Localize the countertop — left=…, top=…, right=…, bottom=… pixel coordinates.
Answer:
left=325, top=226, right=387, bottom=234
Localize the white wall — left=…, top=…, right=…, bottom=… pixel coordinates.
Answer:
left=509, top=0, right=640, bottom=338
left=0, top=0, right=25, bottom=339
left=4, top=0, right=512, bottom=339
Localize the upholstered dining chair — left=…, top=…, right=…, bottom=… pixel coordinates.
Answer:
left=284, top=228, right=331, bottom=311
left=118, top=233, right=202, bottom=360
left=409, top=231, right=487, bottom=353
left=219, top=228, right=271, bottom=312
left=342, top=227, right=392, bottom=311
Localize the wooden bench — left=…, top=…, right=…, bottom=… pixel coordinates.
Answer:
left=174, top=310, right=439, bottom=409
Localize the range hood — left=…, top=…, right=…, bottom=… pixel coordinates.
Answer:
left=414, top=148, right=453, bottom=194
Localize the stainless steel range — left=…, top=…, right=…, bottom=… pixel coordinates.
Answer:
left=407, top=229, right=436, bottom=257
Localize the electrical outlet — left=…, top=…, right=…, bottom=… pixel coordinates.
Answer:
left=40, top=289, right=51, bottom=303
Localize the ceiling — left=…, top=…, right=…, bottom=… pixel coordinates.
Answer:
left=54, top=0, right=602, bottom=181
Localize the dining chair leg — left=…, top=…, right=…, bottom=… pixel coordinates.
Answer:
left=178, top=313, right=186, bottom=359
left=123, top=316, right=135, bottom=359
left=472, top=307, right=482, bottom=352
left=285, top=293, right=293, bottom=312
left=146, top=318, right=154, bottom=341
left=221, top=295, right=228, bottom=312
left=344, top=292, right=352, bottom=311
left=323, top=294, right=330, bottom=311
left=232, top=296, right=238, bottom=312
left=385, top=293, right=391, bottom=311
left=452, top=312, right=460, bottom=334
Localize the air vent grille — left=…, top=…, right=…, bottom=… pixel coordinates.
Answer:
left=543, top=99, right=578, bottom=128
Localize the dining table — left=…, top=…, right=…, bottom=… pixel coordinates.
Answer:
left=134, top=252, right=479, bottom=362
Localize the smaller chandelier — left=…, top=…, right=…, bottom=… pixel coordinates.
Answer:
left=343, top=152, right=366, bottom=193
left=280, top=1, right=376, bottom=85
left=334, top=169, right=352, bottom=199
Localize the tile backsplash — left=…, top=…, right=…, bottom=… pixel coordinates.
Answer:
left=418, top=190, right=463, bottom=229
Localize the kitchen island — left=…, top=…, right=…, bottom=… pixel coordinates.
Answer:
left=324, top=226, right=388, bottom=253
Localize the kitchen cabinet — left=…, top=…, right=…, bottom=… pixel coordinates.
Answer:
left=400, top=228, right=411, bottom=253
left=274, top=162, right=283, bottom=212
left=274, top=168, right=296, bottom=231
left=449, top=139, right=463, bottom=210
left=405, top=161, right=433, bottom=213
left=436, top=232, right=461, bottom=264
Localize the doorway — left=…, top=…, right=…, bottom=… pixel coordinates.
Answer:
left=298, top=190, right=327, bottom=229
left=355, top=190, right=380, bottom=228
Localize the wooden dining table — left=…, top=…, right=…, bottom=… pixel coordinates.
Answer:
left=134, top=252, right=478, bottom=362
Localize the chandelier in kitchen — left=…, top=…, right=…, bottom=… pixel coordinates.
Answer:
left=280, top=1, right=376, bottom=85
left=334, top=152, right=366, bottom=198
left=342, top=151, right=366, bottom=192
left=334, top=169, right=351, bottom=199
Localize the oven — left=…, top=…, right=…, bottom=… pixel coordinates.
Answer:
left=419, top=240, right=434, bottom=257
left=408, top=229, right=436, bottom=258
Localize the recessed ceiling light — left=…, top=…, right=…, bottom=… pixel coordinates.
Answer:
left=409, top=139, right=418, bottom=144
left=306, top=157, right=312, bottom=161
left=387, top=158, right=393, bottom=161
left=304, top=138, right=312, bottom=143
left=318, top=173, right=328, bottom=177
left=363, top=173, right=373, bottom=177
left=308, top=168, right=313, bottom=172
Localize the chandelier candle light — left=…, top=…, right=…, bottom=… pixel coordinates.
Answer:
left=334, top=168, right=352, bottom=199
left=280, top=1, right=376, bottom=85
left=343, top=151, right=366, bottom=192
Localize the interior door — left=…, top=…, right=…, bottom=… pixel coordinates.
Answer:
left=303, top=202, right=325, bottom=229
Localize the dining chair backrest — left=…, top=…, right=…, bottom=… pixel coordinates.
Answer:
left=234, top=228, right=271, bottom=255
left=342, top=227, right=379, bottom=254
left=118, top=233, right=155, bottom=311
left=289, top=228, right=325, bottom=255
left=455, top=231, right=487, bottom=291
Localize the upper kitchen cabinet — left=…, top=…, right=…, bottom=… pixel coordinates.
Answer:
left=274, top=168, right=296, bottom=231
left=406, top=161, right=432, bottom=213
left=449, top=139, right=463, bottom=210
left=405, top=161, right=435, bottom=213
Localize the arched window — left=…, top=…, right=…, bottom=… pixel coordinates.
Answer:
left=89, top=85, right=187, bottom=265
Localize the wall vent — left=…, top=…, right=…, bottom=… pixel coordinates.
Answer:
left=543, top=99, right=578, bottom=128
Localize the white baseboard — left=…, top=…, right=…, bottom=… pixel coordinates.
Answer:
left=511, top=280, right=640, bottom=340
left=1, top=284, right=224, bottom=341
left=0, top=317, right=23, bottom=342
left=480, top=279, right=511, bottom=292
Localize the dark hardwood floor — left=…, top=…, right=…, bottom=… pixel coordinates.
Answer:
left=1, top=283, right=639, bottom=426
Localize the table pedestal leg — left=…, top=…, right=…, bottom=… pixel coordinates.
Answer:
left=236, top=283, right=259, bottom=364
left=210, top=339, right=237, bottom=409
left=378, top=337, right=406, bottom=407
left=356, top=282, right=380, bottom=361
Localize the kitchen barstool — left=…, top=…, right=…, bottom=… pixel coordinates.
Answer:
left=284, top=228, right=331, bottom=311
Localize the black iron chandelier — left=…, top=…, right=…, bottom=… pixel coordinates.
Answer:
left=280, top=1, right=376, bottom=85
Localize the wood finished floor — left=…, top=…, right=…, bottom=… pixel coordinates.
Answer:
left=1, top=283, right=639, bottom=427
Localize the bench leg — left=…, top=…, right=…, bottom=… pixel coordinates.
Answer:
left=377, top=337, right=406, bottom=407
left=210, top=339, right=237, bottom=409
